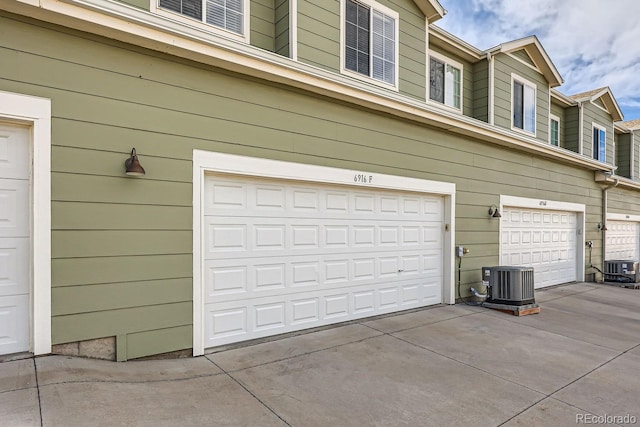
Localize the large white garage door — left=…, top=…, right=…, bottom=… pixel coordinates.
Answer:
left=202, top=174, right=444, bottom=348
left=0, top=124, right=30, bottom=355
left=606, top=221, right=639, bottom=261
left=501, top=207, right=577, bottom=289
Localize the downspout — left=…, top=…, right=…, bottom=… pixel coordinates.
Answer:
left=578, top=101, right=584, bottom=155
left=600, top=177, right=619, bottom=280
left=487, top=52, right=495, bottom=125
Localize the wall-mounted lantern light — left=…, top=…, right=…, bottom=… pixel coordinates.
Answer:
left=125, top=148, right=145, bottom=176
left=488, top=205, right=502, bottom=218
left=597, top=222, right=607, bottom=232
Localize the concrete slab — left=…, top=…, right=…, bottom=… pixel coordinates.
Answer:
left=0, top=358, right=36, bottom=393
left=394, top=314, right=618, bottom=395
left=553, top=352, right=640, bottom=422
left=233, top=334, right=543, bottom=427
left=36, top=355, right=221, bottom=385
left=534, top=283, right=599, bottom=303
left=361, top=304, right=474, bottom=333
left=39, top=374, right=286, bottom=427
left=502, top=397, right=616, bottom=427
left=208, top=323, right=382, bottom=372
left=544, top=292, right=640, bottom=324
left=480, top=305, right=640, bottom=351
left=0, top=388, right=41, bottom=426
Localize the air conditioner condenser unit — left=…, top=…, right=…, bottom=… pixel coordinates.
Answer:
left=604, top=260, right=640, bottom=284
left=482, top=266, right=535, bottom=306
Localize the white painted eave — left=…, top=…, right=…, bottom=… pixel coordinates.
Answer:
left=596, top=172, right=640, bottom=191
left=428, top=25, right=484, bottom=63
left=0, top=0, right=614, bottom=174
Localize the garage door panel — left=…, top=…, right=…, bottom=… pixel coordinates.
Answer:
left=502, top=207, right=577, bottom=289
left=606, top=221, right=639, bottom=260
left=203, top=174, right=444, bottom=348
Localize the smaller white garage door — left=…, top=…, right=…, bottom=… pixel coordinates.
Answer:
left=501, top=207, right=577, bottom=289
left=606, top=221, right=639, bottom=260
left=203, top=174, right=444, bottom=348
left=0, top=124, right=30, bottom=355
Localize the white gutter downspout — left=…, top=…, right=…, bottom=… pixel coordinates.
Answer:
left=487, top=52, right=495, bottom=125
left=601, top=177, right=620, bottom=277
left=578, top=101, right=584, bottom=155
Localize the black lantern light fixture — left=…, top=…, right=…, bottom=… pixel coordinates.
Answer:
left=125, top=148, right=145, bottom=176
left=488, top=205, right=502, bottom=218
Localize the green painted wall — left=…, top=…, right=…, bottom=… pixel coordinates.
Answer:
left=616, top=132, right=631, bottom=178
left=428, top=44, right=474, bottom=118
left=0, top=13, right=611, bottom=359
left=251, top=0, right=276, bottom=51
left=296, top=0, right=426, bottom=101
left=635, top=131, right=639, bottom=181
left=116, top=0, right=149, bottom=10
left=472, top=59, right=488, bottom=122
left=582, top=102, right=614, bottom=166
left=564, top=105, right=580, bottom=153
left=275, top=0, right=290, bottom=57
left=510, top=49, right=535, bottom=67
left=493, top=53, right=550, bottom=144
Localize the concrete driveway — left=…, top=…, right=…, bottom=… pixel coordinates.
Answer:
left=2, top=283, right=640, bottom=426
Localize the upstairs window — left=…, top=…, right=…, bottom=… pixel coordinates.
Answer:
left=343, top=0, right=399, bottom=87
left=512, top=75, right=536, bottom=134
left=429, top=53, right=462, bottom=110
left=157, top=0, right=246, bottom=37
left=550, top=115, right=560, bottom=146
left=593, top=124, right=606, bottom=161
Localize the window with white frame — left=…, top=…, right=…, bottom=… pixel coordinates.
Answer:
left=512, top=75, right=536, bottom=134
left=593, top=124, right=606, bottom=162
left=429, top=52, right=462, bottom=110
left=157, top=0, right=247, bottom=37
left=343, top=0, right=398, bottom=87
left=550, top=114, right=560, bottom=146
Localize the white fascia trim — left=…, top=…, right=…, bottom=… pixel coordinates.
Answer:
left=0, top=90, right=52, bottom=356
left=607, top=213, right=640, bottom=223
left=339, top=0, right=400, bottom=91
left=499, top=195, right=586, bottom=282
left=7, top=0, right=616, bottom=174
left=192, top=150, right=457, bottom=355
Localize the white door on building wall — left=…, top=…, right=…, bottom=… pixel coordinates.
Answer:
left=501, top=207, right=578, bottom=289
left=606, top=221, right=639, bottom=260
left=202, top=174, right=444, bottom=348
left=0, top=124, right=30, bottom=355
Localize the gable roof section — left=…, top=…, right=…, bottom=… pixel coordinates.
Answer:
left=488, top=36, right=563, bottom=88
left=570, top=87, right=624, bottom=122
left=619, top=119, right=640, bottom=130
left=414, top=0, right=446, bottom=23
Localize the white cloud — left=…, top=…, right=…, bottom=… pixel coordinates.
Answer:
left=437, top=0, right=640, bottom=119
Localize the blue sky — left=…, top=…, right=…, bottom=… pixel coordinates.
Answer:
left=436, top=0, right=640, bottom=122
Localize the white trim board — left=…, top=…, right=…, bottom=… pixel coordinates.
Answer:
left=192, top=150, right=456, bottom=355
left=0, top=90, right=52, bottom=356
left=499, top=195, right=586, bottom=283
left=608, top=213, right=640, bottom=222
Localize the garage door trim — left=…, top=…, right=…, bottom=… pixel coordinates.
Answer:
left=0, top=90, right=52, bottom=356
left=606, top=213, right=640, bottom=260
left=499, top=195, right=585, bottom=287
left=192, top=150, right=456, bottom=356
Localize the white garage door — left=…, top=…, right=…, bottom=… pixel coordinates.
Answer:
left=606, top=221, right=639, bottom=261
left=0, top=124, right=30, bottom=355
left=501, top=207, right=577, bottom=289
left=202, top=174, right=443, bottom=348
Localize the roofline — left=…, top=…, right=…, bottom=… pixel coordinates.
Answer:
left=416, top=0, right=447, bottom=23
left=550, top=89, right=576, bottom=107
left=573, top=87, right=624, bottom=122
left=485, top=36, right=563, bottom=87
left=429, top=25, right=484, bottom=62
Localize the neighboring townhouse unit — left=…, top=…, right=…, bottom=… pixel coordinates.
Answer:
left=2, top=0, right=640, bottom=361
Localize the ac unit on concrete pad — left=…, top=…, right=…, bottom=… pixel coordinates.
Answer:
left=604, top=260, right=640, bottom=284
left=482, top=266, right=535, bottom=306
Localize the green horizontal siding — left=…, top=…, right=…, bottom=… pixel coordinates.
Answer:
left=616, top=133, right=631, bottom=178
left=275, top=0, right=290, bottom=57
left=564, top=106, right=580, bottom=153
left=0, top=12, right=609, bottom=358
left=493, top=53, right=550, bottom=144
left=251, top=0, right=276, bottom=51
left=472, top=60, right=489, bottom=122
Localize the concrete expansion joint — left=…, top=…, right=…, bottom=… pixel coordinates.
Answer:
left=205, top=357, right=293, bottom=427
left=33, top=371, right=227, bottom=387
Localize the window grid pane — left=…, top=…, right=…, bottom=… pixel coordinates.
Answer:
left=345, top=0, right=370, bottom=77
left=513, top=81, right=524, bottom=129
left=372, top=10, right=395, bottom=84
left=550, top=119, right=559, bottom=146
